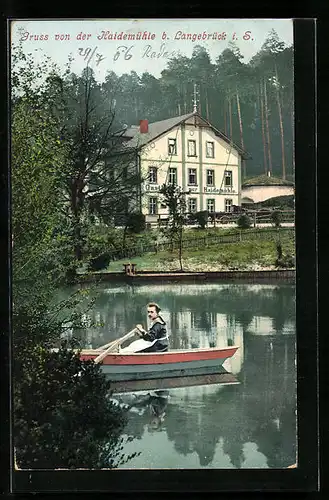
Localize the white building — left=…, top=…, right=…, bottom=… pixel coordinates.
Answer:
left=241, top=174, right=294, bottom=205
left=122, top=112, right=249, bottom=223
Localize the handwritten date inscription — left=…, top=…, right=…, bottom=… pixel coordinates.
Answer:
left=78, top=46, right=105, bottom=66
left=113, top=43, right=179, bottom=61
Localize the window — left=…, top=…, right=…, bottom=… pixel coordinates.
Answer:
left=187, top=140, right=197, bottom=156
left=148, top=166, right=157, bottom=184
left=188, top=198, right=197, bottom=213
left=207, top=199, right=215, bottom=213
left=168, top=138, right=177, bottom=155
left=188, top=168, right=197, bottom=185
left=224, top=170, right=232, bottom=187
left=149, top=197, right=158, bottom=215
left=207, top=169, right=215, bottom=186
left=168, top=167, right=177, bottom=185
left=225, top=198, right=233, bottom=213
left=206, top=141, right=214, bottom=158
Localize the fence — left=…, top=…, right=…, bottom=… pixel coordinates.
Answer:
left=157, top=209, right=295, bottom=226
left=105, top=227, right=295, bottom=262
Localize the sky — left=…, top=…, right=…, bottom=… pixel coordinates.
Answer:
left=10, top=19, right=293, bottom=80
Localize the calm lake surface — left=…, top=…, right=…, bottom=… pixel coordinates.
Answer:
left=60, top=281, right=296, bottom=469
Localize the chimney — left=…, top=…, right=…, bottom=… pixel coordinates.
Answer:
left=139, top=119, right=148, bottom=134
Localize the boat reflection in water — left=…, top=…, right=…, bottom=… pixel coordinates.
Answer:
left=58, top=282, right=296, bottom=468
left=113, top=331, right=296, bottom=469
left=111, top=372, right=240, bottom=435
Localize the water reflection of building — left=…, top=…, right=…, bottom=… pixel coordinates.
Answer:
left=59, top=282, right=296, bottom=467
left=121, top=334, right=296, bottom=469
left=61, top=282, right=295, bottom=350
left=246, top=316, right=295, bottom=336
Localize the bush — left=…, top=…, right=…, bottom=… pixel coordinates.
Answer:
left=126, top=212, right=146, bottom=233
left=88, top=252, right=112, bottom=271
left=275, top=241, right=295, bottom=268
left=14, top=341, right=138, bottom=469
left=237, top=214, right=252, bottom=229
left=275, top=254, right=295, bottom=268
left=271, top=210, right=282, bottom=228
left=84, top=225, right=122, bottom=270
left=259, top=195, right=295, bottom=209
left=190, top=210, right=208, bottom=229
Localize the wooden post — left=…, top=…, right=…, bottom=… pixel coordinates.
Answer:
left=123, top=263, right=131, bottom=275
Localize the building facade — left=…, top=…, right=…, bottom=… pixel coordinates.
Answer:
left=123, top=112, right=249, bottom=223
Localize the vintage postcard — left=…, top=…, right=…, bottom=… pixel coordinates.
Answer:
left=8, top=17, right=318, bottom=492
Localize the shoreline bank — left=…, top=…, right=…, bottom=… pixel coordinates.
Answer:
left=78, top=268, right=295, bottom=285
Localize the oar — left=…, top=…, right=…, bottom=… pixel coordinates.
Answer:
left=97, top=328, right=142, bottom=351
left=97, top=339, right=117, bottom=351
left=94, top=328, right=138, bottom=364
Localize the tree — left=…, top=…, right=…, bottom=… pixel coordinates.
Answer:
left=48, top=66, right=142, bottom=275
left=161, top=55, right=193, bottom=115
left=237, top=214, right=252, bottom=229
left=11, top=43, right=68, bottom=304
left=250, top=30, right=291, bottom=179
left=96, top=36, right=295, bottom=181
left=271, top=210, right=282, bottom=228
left=261, top=30, right=286, bottom=179
left=214, top=45, right=252, bottom=179
left=159, top=184, right=187, bottom=271
left=139, top=72, right=165, bottom=122
left=11, top=43, right=137, bottom=470
left=190, top=46, right=215, bottom=119
left=14, top=342, right=137, bottom=469
left=91, top=36, right=294, bottom=182
left=263, top=78, right=273, bottom=174
left=259, top=80, right=268, bottom=174
left=191, top=211, right=208, bottom=230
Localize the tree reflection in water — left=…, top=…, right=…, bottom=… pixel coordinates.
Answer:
left=119, top=334, right=296, bottom=468
left=57, top=282, right=296, bottom=468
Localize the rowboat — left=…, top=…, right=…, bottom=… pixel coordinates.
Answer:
left=80, top=346, right=239, bottom=382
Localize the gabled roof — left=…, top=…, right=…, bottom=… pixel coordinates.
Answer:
left=122, top=112, right=251, bottom=160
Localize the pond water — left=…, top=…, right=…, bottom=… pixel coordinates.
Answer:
left=59, top=281, right=297, bottom=469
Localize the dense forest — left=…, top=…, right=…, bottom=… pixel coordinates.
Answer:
left=101, top=29, right=294, bottom=181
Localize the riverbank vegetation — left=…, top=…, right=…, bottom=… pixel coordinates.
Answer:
left=11, top=44, right=136, bottom=469
left=81, top=225, right=295, bottom=273
left=11, top=28, right=295, bottom=469
left=102, top=230, right=295, bottom=273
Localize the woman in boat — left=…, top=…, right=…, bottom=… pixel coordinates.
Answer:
left=135, top=302, right=169, bottom=353
left=120, top=302, right=169, bottom=353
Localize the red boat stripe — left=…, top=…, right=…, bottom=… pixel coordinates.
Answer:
left=80, top=347, right=238, bottom=366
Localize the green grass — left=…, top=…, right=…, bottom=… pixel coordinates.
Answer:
left=105, top=234, right=295, bottom=272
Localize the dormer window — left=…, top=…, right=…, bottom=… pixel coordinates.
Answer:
left=168, top=138, right=177, bottom=155
left=187, top=140, right=197, bottom=157
left=206, top=141, right=214, bottom=158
